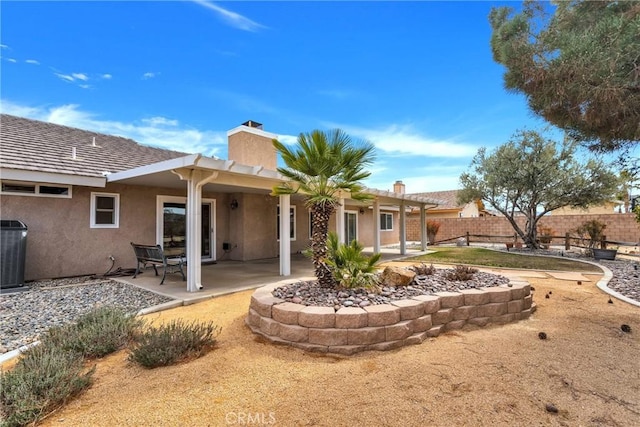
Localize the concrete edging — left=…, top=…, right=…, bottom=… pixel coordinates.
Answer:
left=246, top=278, right=534, bottom=355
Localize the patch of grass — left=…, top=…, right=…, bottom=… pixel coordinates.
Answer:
left=0, top=345, right=95, bottom=427
left=408, top=247, right=601, bottom=272
left=43, top=306, right=144, bottom=359
left=128, top=320, right=221, bottom=369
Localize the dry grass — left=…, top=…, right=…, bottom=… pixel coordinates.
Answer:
left=22, top=272, right=640, bottom=427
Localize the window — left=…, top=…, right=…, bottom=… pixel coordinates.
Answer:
left=1, top=180, right=71, bottom=198
left=91, top=192, right=120, bottom=228
left=380, top=212, right=393, bottom=231
left=277, top=205, right=296, bottom=240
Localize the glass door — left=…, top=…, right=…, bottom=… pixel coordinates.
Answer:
left=344, top=211, right=358, bottom=244
left=157, top=196, right=216, bottom=261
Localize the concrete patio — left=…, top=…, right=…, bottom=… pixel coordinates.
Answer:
left=119, top=248, right=433, bottom=305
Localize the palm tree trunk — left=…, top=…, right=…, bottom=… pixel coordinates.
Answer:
left=311, top=203, right=337, bottom=287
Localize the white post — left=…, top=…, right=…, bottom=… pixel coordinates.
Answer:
left=336, top=198, right=345, bottom=244
left=279, top=194, right=291, bottom=276
left=399, top=201, right=406, bottom=255
left=420, top=203, right=428, bottom=251
left=373, top=198, right=381, bottom=254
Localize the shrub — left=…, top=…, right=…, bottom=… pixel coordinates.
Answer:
left=128, top=320, right=221, bottom=368
left=426, top=220, right=441, bottom=244
left=410, top=262, right=436, bottom=276
left=325, top=232, right=382, bottom=289
left=445, top=265, right=478, bottom=281
left=574, top=219, right=607, bottom=251
left=43, top=306, right=144, bottom=359
left=0, top=345, right=94, bottom=427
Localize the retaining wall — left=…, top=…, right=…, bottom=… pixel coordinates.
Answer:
left=246, top=279, right=534, bottom=355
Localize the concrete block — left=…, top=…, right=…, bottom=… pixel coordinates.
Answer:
left=410, top=314, right=433, bottom=333
left=272, top=302, right=305, bottom=325
left=259, top=317, right=280, bottom=336
left=481, top=287, right=512, bottom=303
left=523, top=295, right=533, bottom=309
left=404, top=331, right=428, bottom=346
left=329, top=345, right=368, bottom=356
left=391, top=299, right=425, bottom=320
left=520, top=308, right=532, bottom=318
left=468, top=317, right=490, bottom=327
left=365, top=304, right=401, bottom=326
left=278, top=324, right=309, bottom=342
left=507, top=299, right=524, bottom=314
left=478, top=302, right=507, bottom=317
left=347, top=326, right=386, bottom=345
left=411, top=295, right=440, bottom=313
left=368, top=340, right=404, bottom=352
left=246, top=308, right=261, bottom=327
left=308, top=328, right=349, bottom=346
left=452, top=305, right=477, bottom=320
left=298, top=306, right=336, bottom=328
left=460, top=289, right=490, bottom=306
left=250, top=295, right=284, bottom=318
left=432, top=308, right=453, bottom=325
left=445, top=320, right=466, bottom=331
left=491, top=313, right=515, bottom=324
left=426, top=325, right=443, bottom=337
left=434, top=291, right=465, bottom=308
left=509, top=282, right=531, bottom=299
left=292, top=342, right=328, bottom=354
left=335, top=307, right=368, bottom=329
left=385, top=320, right=413, bottom=341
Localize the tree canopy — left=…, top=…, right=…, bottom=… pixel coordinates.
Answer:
left=272, top=129, right=375, bottom=287
left=489, top=1, right=640, bottom=152
left=458, top=129, right=618, bottom=248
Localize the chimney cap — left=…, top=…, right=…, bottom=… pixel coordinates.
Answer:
left=242, top=120, right=263, bottom=130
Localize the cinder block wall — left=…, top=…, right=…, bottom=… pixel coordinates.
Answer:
left=407, top=213, right=640, bottom=244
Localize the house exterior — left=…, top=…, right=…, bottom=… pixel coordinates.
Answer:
left=408, top=189, right=492, bottom=218
left=549, top=201, right=623, bottom=215
left=0, top=115, right=439, bottom=291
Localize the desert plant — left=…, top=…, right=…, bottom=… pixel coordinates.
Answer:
left=574, top=219, right=607, bottom=250
left=426, top=220, right=441, bottom=244
left=324, top=232, right=381, bottom=289
left=0, top=345, right=95, bottom=427
left=43, top=306, right=144, bottom=359
left=445, top=265, right=478, bottom=281
left=409, top=262, right=436, bottom=276
left=128, top=320, right=221, bottom=368
left=537, top=225, right=554, bottom=246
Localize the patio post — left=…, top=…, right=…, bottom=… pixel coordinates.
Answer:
left=336, top=197, right=345, bottom=244
left=279, top=194, right=291, bottom=276
left=420, top=203, right=427, bottom=251
left=399, top=201, right=406, bottom=255
left=373, top=198, right=381, bottom=253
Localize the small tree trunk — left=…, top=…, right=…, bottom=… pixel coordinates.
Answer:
left=311, top=203, right=337, bottom=287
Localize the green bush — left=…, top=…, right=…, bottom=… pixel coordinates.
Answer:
left=43, top=306, right=144, bottom=359
left=445, top=265, right=478, bottom=281
left=128, top=320, right=221, bottom=368
left=325, top=232, right=381, bottom=289
left=0, top=345, right=95, bottom=427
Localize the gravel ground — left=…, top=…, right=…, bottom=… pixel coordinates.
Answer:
left=0, top=277, right=173, bottom=353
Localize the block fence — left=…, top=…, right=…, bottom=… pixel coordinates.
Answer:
left=246, top=280, right=534, bottom=356
left=407, top=213, right=640, bottom=245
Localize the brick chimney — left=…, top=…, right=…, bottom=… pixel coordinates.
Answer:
left=227, top=120, right=278, bottom=170
left=393, top=180, right=405, bottom=194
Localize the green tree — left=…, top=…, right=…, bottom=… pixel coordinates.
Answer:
left=459, top=130, right=618, bottom=249
left=272, top=129, right=375, bottom=287
left=489, top=1, right=640, bottom=152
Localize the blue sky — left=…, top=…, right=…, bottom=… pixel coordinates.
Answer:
left=1, top=0, right=562, bottom=193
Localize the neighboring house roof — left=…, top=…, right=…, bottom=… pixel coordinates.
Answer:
left=0, top=114, right=188, bottom=179
left=410, top=190, right=465, bottom=212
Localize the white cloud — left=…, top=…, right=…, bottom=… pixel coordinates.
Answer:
left=54, top=73, right=75, bottom=82
left=274, top=134, right=298, bottom=145
left=7, top=58, right=17, bottom=63
left=0, top=101, right=226, bottom=157
left=72, top=73, right=89, bottom=81
left=142, top=72, right=157, bottom=80
left=328, top=122, right=478, bottom=158
left=0, top=44, right=8, bottom=49
left=79, top=84, right=91, bottom=89
left=142, top=116, right=179, bottom=127
left=25, top=59, right=40, bottom=65
left=101, top=74, right=113, bottom=79
left=192, top=1, right=267, bottom=32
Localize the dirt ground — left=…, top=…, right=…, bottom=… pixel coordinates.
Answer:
left=32, top=273, right=640, bottom=427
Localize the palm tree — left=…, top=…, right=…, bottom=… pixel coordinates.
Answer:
left=272, top=129, right=375, bottom=287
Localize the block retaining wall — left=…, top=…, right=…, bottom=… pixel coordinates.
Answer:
left=246, top=279, right=534, bottom=356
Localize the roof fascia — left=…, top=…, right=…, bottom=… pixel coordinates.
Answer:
left=107, top=154, right=201, bottom=182
left=0, top=168, right=106, bottom=187
left=227, top=125, right=278, bottom=140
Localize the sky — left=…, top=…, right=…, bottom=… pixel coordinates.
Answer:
left=0, top=0, right=579, bottom=193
